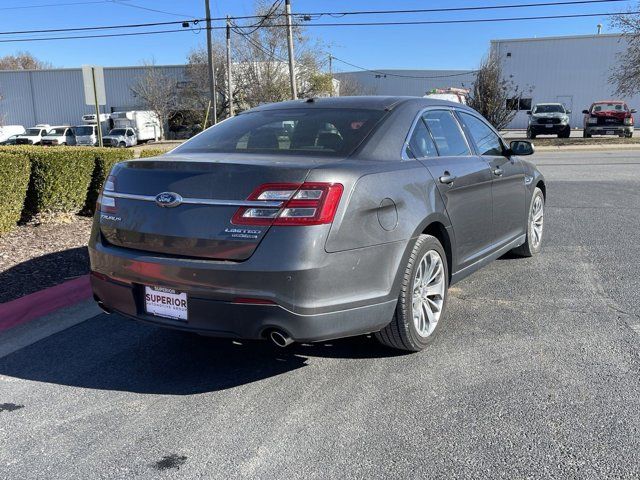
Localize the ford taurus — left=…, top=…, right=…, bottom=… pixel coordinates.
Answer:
left=89, top=97, right=545, bottom=352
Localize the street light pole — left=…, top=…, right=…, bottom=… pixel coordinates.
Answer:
left=205, top=0, right=218, bottom=125
left=284, top=0, right=297, bottom=99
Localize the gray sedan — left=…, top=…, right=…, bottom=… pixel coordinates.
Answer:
left=89, top=97, right=545, bottom=352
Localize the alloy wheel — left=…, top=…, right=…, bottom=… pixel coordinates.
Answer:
left=412, top=250, right=446, bottom=337
left=531, top=195, right=544, bottom=248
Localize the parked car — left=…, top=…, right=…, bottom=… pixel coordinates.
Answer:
left=15, top=124, right=50, bottom=145
left=0, top=134, right=20, bottom=145
left=526, top=103, right=571, bottom=138
left=102, top=127, right=137, bottom=148
left=90, top=97, right=545, bottom=352
left=583, top=101, right=635, bottom=138
left=0, top=125, right=26, bottom=143
left=41, top=126, right=76, bottom=146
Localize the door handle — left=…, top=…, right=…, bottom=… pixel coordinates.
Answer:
left=493, top=167, right=504, bottom=177
left=439, top=173, right=456, bottom=185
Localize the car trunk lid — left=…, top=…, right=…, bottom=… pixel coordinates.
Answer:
left=99, top=154, right=330, bottom=260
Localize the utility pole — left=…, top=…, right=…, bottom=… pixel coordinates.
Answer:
left=205, top=0, right=218, bottom=125
left=90, top=67, right=103, bottom=147
left=284, top=0, right=297, bottom=99
left=328, top=54, right=333, bottom=97
left=226, top=16, right=234, bottom=117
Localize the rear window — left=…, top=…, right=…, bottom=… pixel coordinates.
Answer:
left=174, top=108, right=386, bottom=157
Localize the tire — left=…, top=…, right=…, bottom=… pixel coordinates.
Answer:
left=559, top=127, right=571, bottom=139
left=627, top=132, right=634, bottom=138
left=118, top=142, right=126, bottom=148
left=375, top=234, right=449, bottom=352
left=512, top=187, right=545, bottom=257
left=583, top=130, right=592, bottom=138
left=526, top=128, right=536, bottom=139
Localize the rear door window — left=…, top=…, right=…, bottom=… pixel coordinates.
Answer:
left=458, top=112, right=504, bottom=156
left=406, top=117, right=438, bottom=158
left=422, top=110, right=471, bottom=156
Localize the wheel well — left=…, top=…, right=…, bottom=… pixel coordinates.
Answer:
left=422, top=222, right=452, bottom=282
left=536, top=180, right=546, bottom=199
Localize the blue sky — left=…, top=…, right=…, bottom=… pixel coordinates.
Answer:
left=0, top=0, right=634, bottom=71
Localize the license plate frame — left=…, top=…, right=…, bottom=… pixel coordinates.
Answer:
left=144, top=286, right=188, bottom=321
left=606, top=130, right=615, bottom=135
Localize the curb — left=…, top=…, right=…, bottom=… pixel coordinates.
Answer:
left=0, top=275, right=92, bottom=333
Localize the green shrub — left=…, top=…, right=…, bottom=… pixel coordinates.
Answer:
left=84, top=147, right=134, bottom=214
left=139, top=148, right=168, bottom=158
left=0, top=153, right=30, bottom=234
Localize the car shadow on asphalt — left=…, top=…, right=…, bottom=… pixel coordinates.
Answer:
left=0, top=313, right=404, bottom=395
left=0, top=246, right=89, bottom=303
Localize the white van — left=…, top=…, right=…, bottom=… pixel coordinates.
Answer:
left=0, top=125, right=26, bottom=143
left=41, top=126, right=76, bottom=146
left=75, top=113, right=112, bottom=146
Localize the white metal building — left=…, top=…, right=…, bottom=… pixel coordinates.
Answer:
left=492, top=33, right=636, bottom=129
left=0, top=65, right=186, bottom=127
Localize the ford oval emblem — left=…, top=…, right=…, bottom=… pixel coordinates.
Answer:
left=155, top=192, right=183, bottom=208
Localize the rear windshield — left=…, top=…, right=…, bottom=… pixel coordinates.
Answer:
left=592, top=103, right=627, bottom=113
left=533, top=104, right=564, bottom=113
left=174, top=108, right=386, bottom=157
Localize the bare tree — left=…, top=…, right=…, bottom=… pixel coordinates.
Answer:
left=0, top=51, right=51, bottom=70
left=610, top=9, right=640, bottom=96
left=130, top=63, right=178, bottom=139
left=467, top=53, right=526, bottom=130
left=335, top=74, right=375, bottom=96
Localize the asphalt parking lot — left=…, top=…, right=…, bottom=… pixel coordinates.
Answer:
left=1, top=149, right=640, bottom=479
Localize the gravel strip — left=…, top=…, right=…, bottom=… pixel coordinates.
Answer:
left=0, top=215, right=92, bottom=303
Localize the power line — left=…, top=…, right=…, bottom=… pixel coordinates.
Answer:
left=0, top=19, right=204, bottom=36
left=109, top=0, right=197, bottom=19
left=0, top=10, right=635, bottom=44
left=0, top=0, right=119, bottom=10
left=292, top=0, right=631, bottom=19
left=331, top=56, right=479, bottom=79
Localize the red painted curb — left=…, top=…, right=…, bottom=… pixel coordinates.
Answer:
left=0, top=274, right=92, bottom=333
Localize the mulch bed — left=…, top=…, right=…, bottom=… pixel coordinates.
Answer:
left=0, top=215, right=92, bottom=303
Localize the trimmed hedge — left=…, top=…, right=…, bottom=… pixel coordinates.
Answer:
left=84, top=148, right=134, bottom=214
left=139, top=148, right=168, bottom=158
left=0, top=152, right=30, bottom=234
left=0, top=146, right=134, bottom=218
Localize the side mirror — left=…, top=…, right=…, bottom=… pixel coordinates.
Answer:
left=582, top=109, right=590, bottom=115
left=509, top=140, right=535, bottom=156
left=566, top=110, right=572, bottom=114
left=631, top=109, right=637, bottom=114
left=526, top=110, right=532, bottom=115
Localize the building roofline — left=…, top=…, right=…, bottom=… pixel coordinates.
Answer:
left=0, top=64, right=186, bottom=74
left=491, top=32, right=625, bottom=44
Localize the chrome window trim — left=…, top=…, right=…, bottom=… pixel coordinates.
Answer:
left=105, top=192, right=284, bottom=208
left=401, top=106, right=473, bottom=161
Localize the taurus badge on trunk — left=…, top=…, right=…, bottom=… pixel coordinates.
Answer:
left=155, top=192, right=183, bottom=208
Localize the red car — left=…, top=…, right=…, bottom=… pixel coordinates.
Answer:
left=582, top=101, right=636, bottom=138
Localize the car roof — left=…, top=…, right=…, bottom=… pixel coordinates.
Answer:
left=593, top=100, right=626, bottom=104
left=247, top=96, right=469, bottom=113
left=535, top=102, right=563, bottom=106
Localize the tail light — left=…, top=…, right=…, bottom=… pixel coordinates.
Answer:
left=96, top=174, right=117, bottom=213
left=625, top=116, right=634, bottom=126
left=232, top=182, right=344, bottom=226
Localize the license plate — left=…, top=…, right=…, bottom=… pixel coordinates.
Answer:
left=606, top=130, right=614, bottom=135
left=144, top=286, right=188, bottom=320
left=545, top=124, right=553, bottom=128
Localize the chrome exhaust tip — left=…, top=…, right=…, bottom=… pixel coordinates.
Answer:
left=269, top=330, right=293, bottom=348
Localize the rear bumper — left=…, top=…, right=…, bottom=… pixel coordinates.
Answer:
left=89, top=224, right=407, bottom=342
left=91, top=274, right=395, bottom=342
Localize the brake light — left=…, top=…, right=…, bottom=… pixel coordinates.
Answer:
left=97, top=174, right=117, bottom=213
left=232, top=182, right=344, bottom=226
